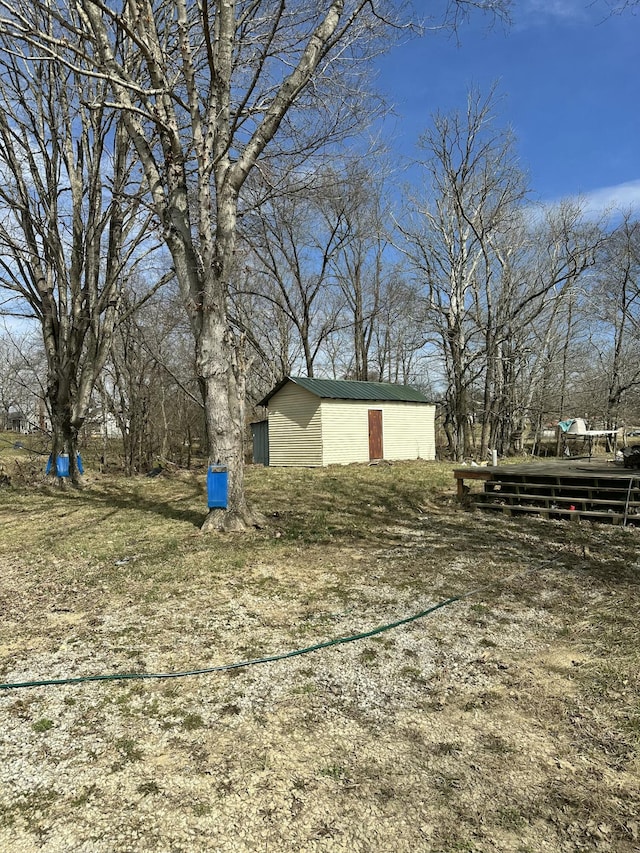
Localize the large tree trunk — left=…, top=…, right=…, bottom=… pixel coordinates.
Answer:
left=48, top=371, right=84, bottom=487
left=197, top=185, right=261, bottom=532
left=197, top=314, right=257, bottom=532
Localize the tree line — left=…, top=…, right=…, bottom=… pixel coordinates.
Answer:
left=0, top=0, right=638, bottom=530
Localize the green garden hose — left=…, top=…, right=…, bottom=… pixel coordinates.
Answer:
left=0, top=557, right=559, bottom=692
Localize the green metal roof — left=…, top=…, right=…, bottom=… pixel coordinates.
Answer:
left=259, top=376, right=432, bottom=406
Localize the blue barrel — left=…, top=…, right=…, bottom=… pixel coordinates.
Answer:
left=77, top=454, right=84, bottom=474
left=57, top=454, right=70, bottom=477
left=207, top=464, right=228, bottom=509
left=46, top=454, right=70, bottom=477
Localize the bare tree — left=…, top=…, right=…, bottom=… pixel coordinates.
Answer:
left=589, top=212, right=640, bottom=427
left=102, top=285, right=203, bottom=473
left=238, top=157, right=398, bottom=384
left=477, top=200, right=601, bottom=455
left=2, top=0, right=401, bottom=526
left=240, top=176, right=349, bottom=378
left=370, top=274, right=431, bottom=385
left=401, top=88, right=527, bottom=459
left=328, top=160, right=391, bottom=381
left=401, top=89, right=602, bottom=459
left=0, top=37, right=164, bottom=483
left=0, top=0, right=510, bottom=523
left=231, top=256, right=305, bottom=393
left=0, top=328, right=45, bottom=431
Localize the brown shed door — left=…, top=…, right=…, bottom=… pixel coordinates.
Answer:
left=368, top=410, right=383, bottom=460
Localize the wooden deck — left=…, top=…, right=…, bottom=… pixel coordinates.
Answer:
left=454, top=461, right=640, bottom=524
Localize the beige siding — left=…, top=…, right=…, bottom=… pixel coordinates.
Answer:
left=320, top=400, right=371, bottom=465
left=268, top=384, right=323, bottom=466
left=320, top=400, right=436, bottom=465
left=381, top=402, right=436, bottom=461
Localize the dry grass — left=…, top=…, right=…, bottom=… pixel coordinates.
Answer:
left=0, top=447, right=639, bottom=852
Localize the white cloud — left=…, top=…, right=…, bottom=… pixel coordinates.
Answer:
left=581, top=179, right=640, bottom=217
left=515, top=0, right=595, bottom=24
left=525, top=180, right=640, bottom=225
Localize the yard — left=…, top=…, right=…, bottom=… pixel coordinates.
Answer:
left=0, top=457, right=638, bottom=852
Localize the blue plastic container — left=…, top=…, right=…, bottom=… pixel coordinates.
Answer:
left=207, top=464, right=228, bottom=509
left=57, top=453, right=70, bottom=477
left=46, top=453, right=70, bottom=477
left=46, top=453, right=83, bottom=476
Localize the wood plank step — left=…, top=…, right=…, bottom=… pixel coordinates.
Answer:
left=455, top=463, right=640, bottom=524
left=484, top=480, right=638, bottom=494
left=480, top=492, right=640, bottom=507
left=474, top=502, right=632, bottom=522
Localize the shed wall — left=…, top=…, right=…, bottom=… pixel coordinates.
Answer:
left=383, top=402, right=436, bottom=461
left=320, top=400, right=436, bottom=465
left=267, top=384, right=322, bottom=466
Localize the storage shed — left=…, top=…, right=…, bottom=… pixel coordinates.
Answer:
left=258, top=376, right=436, bottom=467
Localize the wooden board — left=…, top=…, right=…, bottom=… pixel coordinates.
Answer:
left=453, top=460, right=640, bottom=524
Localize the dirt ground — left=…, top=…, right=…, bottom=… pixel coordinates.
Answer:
left=0, top=462, right=639, bottom=852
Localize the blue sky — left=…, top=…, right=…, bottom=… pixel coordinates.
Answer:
left=376, top=0, right=639, bottom=213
